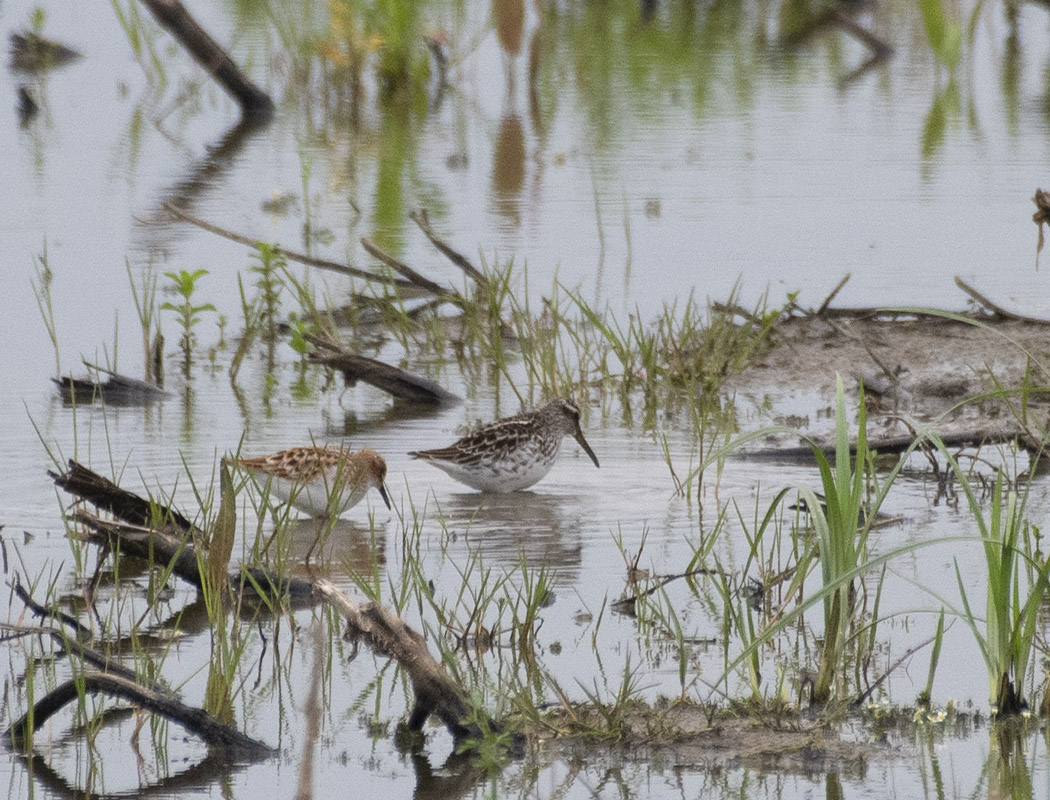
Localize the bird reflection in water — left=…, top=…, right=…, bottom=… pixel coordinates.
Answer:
left=436, top=491, right=583, bottom=582
left=283, top=517, right=386, bottom=574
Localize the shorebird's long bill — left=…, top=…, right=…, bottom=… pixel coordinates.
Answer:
left=378, top=483, right=392, bottom=510
left=574, top=427, right=600, bottom=468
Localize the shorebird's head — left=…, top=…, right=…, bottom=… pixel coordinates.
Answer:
left=354, top=449, right=392, bottom=510
left=544, top=398, right=600, bottom=469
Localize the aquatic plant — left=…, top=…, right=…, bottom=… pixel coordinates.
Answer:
left=803, top=375, right=873, bottom=705
left=109, top=0, right=166, bottom=86
left=943, top=460, right=1049, bottom=715
left=249, top=243, right=287, bottom=344
left=160, top=268, right=216, bottom=378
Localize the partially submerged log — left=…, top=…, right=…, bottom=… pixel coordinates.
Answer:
left=50, top=460, right=194, bottom=531
left=316, top=581, right=487, bottom=740
left=307, top=337, right=461, bottom=406
left=53, top=363, right=169, bottom=407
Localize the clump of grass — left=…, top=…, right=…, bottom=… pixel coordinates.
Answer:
left=943, top=457, right=1050, bottom=715
left=803, top=375, right=874, bottom=706
left=127, top=259, right=162, bottom=385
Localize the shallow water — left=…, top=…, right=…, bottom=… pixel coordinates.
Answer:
left=3, top=1, right=1050, bottom=798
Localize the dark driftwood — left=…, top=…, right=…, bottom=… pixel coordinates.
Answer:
left=139, top=0, right=274, bottom=119
left=3, top=671, right=274, bottom=756
left=51, top=463, right=489, bottom=742
left=53, top=363, right=168, bottom=407
left=163, top=203, right=416, bottom=289
left=307, top=337, right=460, bottom=406
left=50, top=460, right=194, bottom=531
left=9, top=32, right=81, bottom=72
left=11, top=581, right=94, bottom=642
left=410, top=210, right=488, bottom=288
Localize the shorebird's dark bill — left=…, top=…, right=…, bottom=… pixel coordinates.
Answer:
left=378, top=484, right=392, bottom=510
left=574, top=429, right=600, bottom=468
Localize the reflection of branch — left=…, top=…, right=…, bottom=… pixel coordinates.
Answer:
left=132, top=116, right=267, bottom=246
left=17, top=747, right=243, bottom=800
left=139, top=0, right=273, bottom=119
left=3, top=670, right=274, bottom=756
left=781, top=8, right=893, bottom=88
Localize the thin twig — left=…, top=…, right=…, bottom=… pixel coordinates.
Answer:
left=360, top=237, right=459, bottom=301
left=162, top=203, right=415, bottom=288
left=954, top=276, right=1050, bottom=325
left=410, top=209, right=488, bottom=288
left=852, top=631, right=941, bottom=708
left=816, top=274, right=851, bottom=317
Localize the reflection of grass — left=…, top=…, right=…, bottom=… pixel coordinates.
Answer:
left=31, top=241, right=60, bottom=377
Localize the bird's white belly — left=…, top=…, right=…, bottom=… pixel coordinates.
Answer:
left=439, top=445, right=559, bottom=492
left=251, top=473, right=366, bottom=517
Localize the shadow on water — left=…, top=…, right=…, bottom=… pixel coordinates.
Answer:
left=437, top=490, right=583, bottom=581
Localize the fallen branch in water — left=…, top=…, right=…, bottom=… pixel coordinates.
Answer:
left=50, top=459, right=195, bottom=531
left=410, top=209, right=488, bottom=288
left=49, top=461, right=492, bottom=743
left=307, top=335, right=461, bottom=406
left=361, top=237, right=462, bottom=302
left=315, top=580, right=490, bottom=741
left=744, top=425, right=1043, bottom=461
left=53, top=361, right=168, bottom=407
left=954, top=276, right=1050, bottom=325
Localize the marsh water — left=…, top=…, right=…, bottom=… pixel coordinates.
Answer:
left=3, top=1, right=1050, bottom=798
